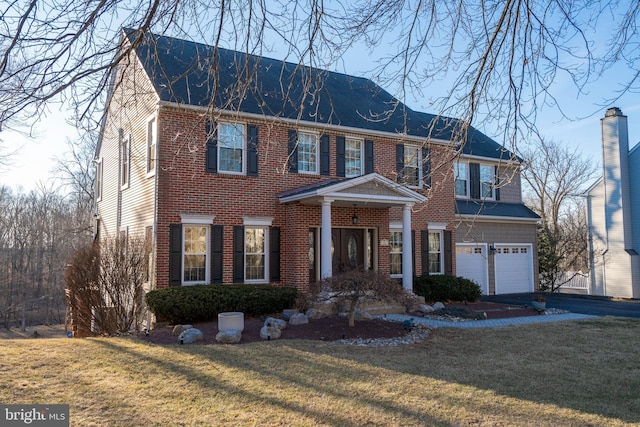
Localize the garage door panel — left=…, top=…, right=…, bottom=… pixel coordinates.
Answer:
left=495, top=245, right=533, bottom=294
left=456, top=244, right=489, bottom=294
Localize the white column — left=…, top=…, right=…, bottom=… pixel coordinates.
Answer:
left=321, top=199, right=333, bottom=279
left=402, top=203, right=413, bottom=291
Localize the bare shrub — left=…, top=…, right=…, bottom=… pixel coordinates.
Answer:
left=65, top=236, right=147, bottom=336
left=306, top=269, right=410, bottom=327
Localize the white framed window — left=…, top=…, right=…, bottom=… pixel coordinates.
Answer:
left=146, top=117, right=157, bottom=176
left=245, top=227, right=268, bottom=283
left=218, top=122, right=246, bottom=174
left=345, top=137, right=363, bottom=177
left=182, top=225, right=209, bottom=284
left=428, top=230, right=444, bottom=274
left=454, top=162, right=468, bottom=197
left=480, top=164, right=495, bottom=199
left=404, top=145, right=421, bottom=187
left=95, top=158, right=103, bottom=201
left=389, top=230, right=403, bottom=277
left=297, top=132, right=318, bottom=174
left=121, top=133, right=131, bottom=189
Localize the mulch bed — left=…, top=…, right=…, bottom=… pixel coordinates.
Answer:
left=137, top=301, right=541, bottom=346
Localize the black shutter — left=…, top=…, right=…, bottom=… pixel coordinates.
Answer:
left=470, top=162, right=480, bottom=199
left=396, top=144, right=404, bottom=183
left=320, top=135, right=330, bottom=176
left=269, top=227, right=281, bottom=282
left=336, top=136, right=345, bottom=177
left=288, top=130, right=298, bottom=173
left=211, top=225, right=223, bottom=283
left=421, top=230, right=430, bottom=276
left=206, top=121, right=218, bottom=173
left=412, top=230, right=416, bottom=279
left=233, top=226, right=245, bottom=283
left=444, top=230, right=453, bottom=276
left=365, top=140, right=374, bottom=174
left=495, top=165, right=501, bottom=200
left=169, top=224, right=182, bottom=286
left=247, top=125, right=259, bottom=176
left=422, top=147, right=431, bottom=188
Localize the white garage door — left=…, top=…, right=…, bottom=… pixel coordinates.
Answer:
left=494, top=244, right=533, bottom=294
left=455, top=243, right=489, bottom=294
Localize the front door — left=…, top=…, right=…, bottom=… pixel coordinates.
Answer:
left=332, top=228, right=364, bottom=273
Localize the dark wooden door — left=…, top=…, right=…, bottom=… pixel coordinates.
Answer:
left=332, top=228, right=364, bottom=273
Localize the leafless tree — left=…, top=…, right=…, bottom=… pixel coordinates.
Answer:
left=520, top=138, right=598, bottom=291
left=0, top=1, right=638, bottom=153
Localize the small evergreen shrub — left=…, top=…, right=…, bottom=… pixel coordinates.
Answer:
left=413, top=275, right=482, bottom=302
left=145, top=284, right=298, bottom=324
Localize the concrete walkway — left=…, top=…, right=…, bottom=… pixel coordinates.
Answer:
left=378, top=312, right=597, bottom=329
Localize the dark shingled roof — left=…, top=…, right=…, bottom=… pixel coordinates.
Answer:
left=456, top=200, right=540, bottom=220
left=125, top=28, right=513, bottom=161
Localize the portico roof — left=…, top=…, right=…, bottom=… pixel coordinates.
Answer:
left=278, top=173, right=426, bottom=208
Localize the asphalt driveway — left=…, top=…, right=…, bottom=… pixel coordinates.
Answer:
left=482, top=293, right=640, bottom=319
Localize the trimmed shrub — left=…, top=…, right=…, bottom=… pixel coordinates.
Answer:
left=413, top=275, right=482, bottom=303
left=145, top=284, right=298, bottom=324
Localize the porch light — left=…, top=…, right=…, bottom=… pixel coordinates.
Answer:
left=352, top=205, right=359, bottom=225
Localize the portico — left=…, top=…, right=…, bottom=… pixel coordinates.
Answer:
left=279, top=173, right=427, bottom=291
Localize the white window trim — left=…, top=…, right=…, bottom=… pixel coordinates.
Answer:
left=243, top=216, right=274, bottom=226
left=404, top=145, right=423, bottom=189
left=146, top=115, right=157, bottom=178
left=180, top=214, right=215, bottom=225
left=181, top=224, right=210, bottom=286
left=121, top=133, right=131, bottom=190
left=389, top=227, right=403, bottom=278
left=244, top=226, right=269, bottom=284
left=428, top=229, right=444, bottom=275
left=345, top=137, right=364, bottom=178
left=454, top=161, right=469, bottom=199
left=298, top=130, right=320, bottom=175
left=218, top=121, right=247, bottom=175
left=480, top=164, right=496, bottom=200
left=95, top=158, right=103, bottom=202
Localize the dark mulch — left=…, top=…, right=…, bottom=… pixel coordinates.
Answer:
left=136, top=301, right=541, bottom=346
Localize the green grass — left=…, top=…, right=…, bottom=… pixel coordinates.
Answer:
left=1, top=317, right=639, bottom=426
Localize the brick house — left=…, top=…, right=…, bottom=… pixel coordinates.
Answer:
left=95, top=29, right=539, bottom=299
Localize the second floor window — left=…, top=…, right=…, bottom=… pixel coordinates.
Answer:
left=480, top=164, right=495, bottom=199
left=345, top=137, right=363, bottom=177
left=455, top=162, right=468, bottom=197
left=404, top=146, right=420, bottom=187
left=218, top=123, right=245, bottom=173
left=147, top=117, right=157, bottom=175
left=121, top=133, right=130, bottom=189
left=298, top=132, right=318, bottom=174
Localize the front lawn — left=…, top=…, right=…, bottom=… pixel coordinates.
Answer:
left=1, top=317, right=639, bottom=426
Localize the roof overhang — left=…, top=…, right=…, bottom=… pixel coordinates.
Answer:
left=456, top=214, right=541, bottom=224
left=278, top=173, right=427, bottom=208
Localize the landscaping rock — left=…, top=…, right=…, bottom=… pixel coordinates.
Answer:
left=216, top=329, right=242, bottom=344
left=178, top=328, right=204, bottom=344
left=260, top=325, right=282, bottom=340
left=289, top=313, right=309, bottom=325
left=306, top=308, right=328, bottom=319
left=354, top=309, right=372, bottom=321
left=172, top=324, right=193, bottom=336
left=264, top=317, right=287, bottom=330
left=433, top=302, right=445, bottom=310
left=416, top=304, right=435, bottom=314
left=282, top=309, right=299, bottom=321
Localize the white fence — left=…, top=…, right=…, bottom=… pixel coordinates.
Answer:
left=558, top=271, right=590, bottom=293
